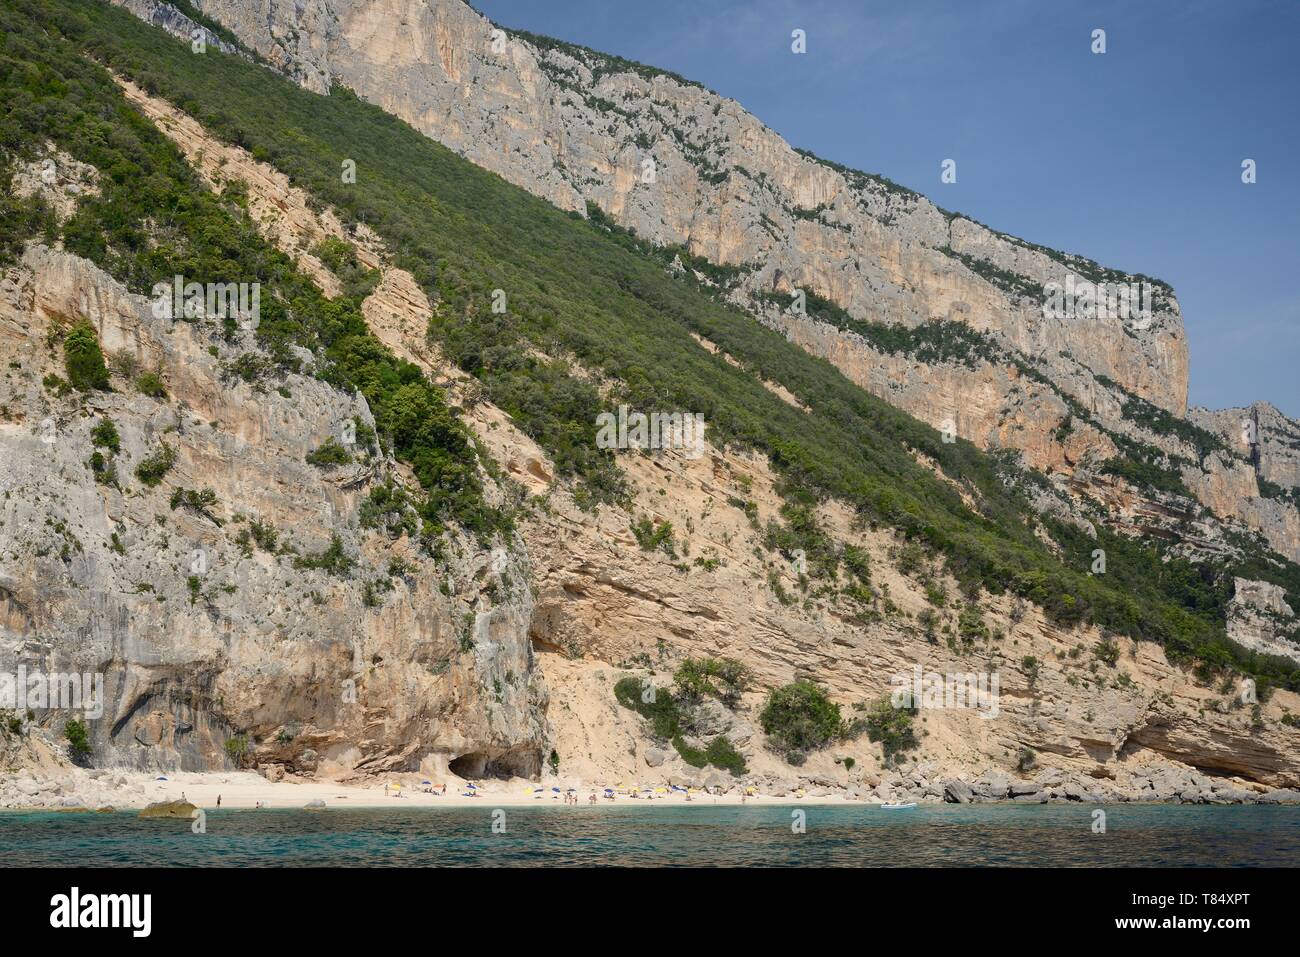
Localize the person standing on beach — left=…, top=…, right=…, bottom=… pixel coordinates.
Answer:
left=217, top=794, right=221, bottom=807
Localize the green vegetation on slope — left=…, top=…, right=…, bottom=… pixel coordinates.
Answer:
left=0, top=0, right=505, bottom=540
left=6, top=0, right=1299, bottom=692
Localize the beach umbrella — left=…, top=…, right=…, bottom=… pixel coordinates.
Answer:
left=534, top=787, right=545, bottom=793
left=422, top=780, right=432, bottom=785
left=654, top=787, right=668, bottom=794
left=551, top=787, right=561, bottom=793
left=155, top=776, right=168, bottom=781
left=466, top=782, right=477, bottom=789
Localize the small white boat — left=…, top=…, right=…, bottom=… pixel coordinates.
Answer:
left=880, top=801, right=917, bottom=810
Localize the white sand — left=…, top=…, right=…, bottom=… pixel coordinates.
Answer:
left=81, top=770, right=871, bottom=810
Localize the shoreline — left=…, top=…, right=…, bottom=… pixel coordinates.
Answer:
left=4, top=767, right=1299, bottom=812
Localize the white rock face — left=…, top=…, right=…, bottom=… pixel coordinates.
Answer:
left=0, top=244, right=546, bottom=778
left=1227, top=578, right=1300, bottom=662
left=171, top=0, right=1188, bottom=413
left=4, top=1, right=1297, bottom=800
left=105, top=0, right=1300, bottom=569
left=149, top=0, right=1300, bottom=563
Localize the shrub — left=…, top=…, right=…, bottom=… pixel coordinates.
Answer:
left=861, top=697, right=918, bottom=763
left=896, top=542, right=927, bottom=576
left=760, top=680, right=843, bottom=754
left=134, top=443, right=176, bottom=487
left=359, top=483, right=420, bottom=538
left=225, top=734, right=250, bottom=767
left=249, top=519, right=278, bottom=552
left=1017, top=747, right=1037, bottom=773
left=63, top=322, right=110, bottom=391
left=64, top=718, right=91, bottom=758
left=841, top=544, right=871, bottom=583
left=170, top=487, right=220, bottom=523
left=89, top=450, right=117, bottom=486
left=306, top=438, right=353, bottom=468
left=631, top=516, right=675, bottom=556
left=703, top=735, right=747, bottom=775
left=135, top=371, right=167, bottom=398
left=1094, top=638, right=1121, bottom=667
left=613, top=676, right=683, bottom=740
left=1021, top=656, right=1040, bottom=683
left=292, top=533, right=355, bottom=576
left=958, top=606, right=989, bottom=642
left=90, top=418, right=120, bottom=453
left=673, top=657, right=749, bottom=707
left=672, top=735, right=708, bottom=768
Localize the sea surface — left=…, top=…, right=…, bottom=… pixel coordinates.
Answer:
left=1, top=804, right=1297, bottom=867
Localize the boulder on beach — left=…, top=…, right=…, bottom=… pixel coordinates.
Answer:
left=943, top=779, right=973, bottom=804
left=1257, top=788, right=1300, bottom=804
left=304, top=799, right=327, bottom=809
left=139, top=800, right=198, bottom=819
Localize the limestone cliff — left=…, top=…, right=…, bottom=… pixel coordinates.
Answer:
left=141, top=0, right=1300, bottom=565
left=0, top=239, right=545, bottom=779
left=3, top=0, right=1298, bottom=807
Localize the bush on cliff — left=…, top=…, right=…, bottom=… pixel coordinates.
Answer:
left=760, top=680, right=843, bottom=756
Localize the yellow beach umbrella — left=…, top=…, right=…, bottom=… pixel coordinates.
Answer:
left=654, top=787, right=668, bottom=794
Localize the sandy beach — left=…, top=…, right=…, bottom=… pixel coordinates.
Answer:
left=0, top=766, right=873, bottom=811
left=140, top=772, right=868, bottom=809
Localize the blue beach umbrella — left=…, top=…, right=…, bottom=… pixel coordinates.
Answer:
left=155, top=776, right=168, bottom=781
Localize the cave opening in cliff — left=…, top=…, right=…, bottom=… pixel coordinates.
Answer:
left=449, top=747, right=542, bottom=781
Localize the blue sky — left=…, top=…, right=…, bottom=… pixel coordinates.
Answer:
left=473, top=0, right=1299, bottom=417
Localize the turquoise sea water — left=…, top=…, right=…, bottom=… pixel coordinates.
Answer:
left=1, top=804, right=1297, bottom=866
